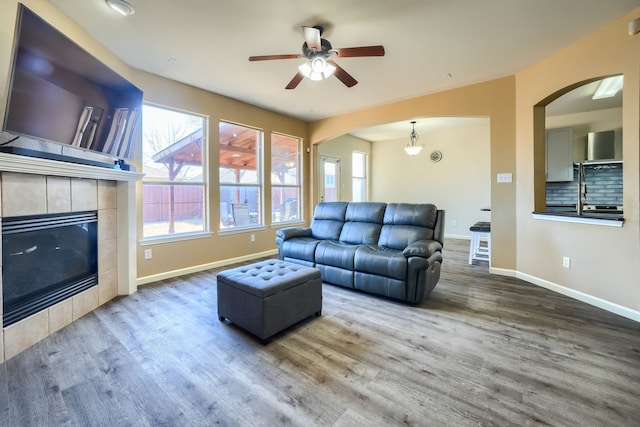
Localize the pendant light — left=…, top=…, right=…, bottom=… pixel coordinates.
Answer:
left=404, top=121, right=424, bottom=156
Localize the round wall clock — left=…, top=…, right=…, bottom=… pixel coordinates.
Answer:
left=430, top=150, right=442, bottom=162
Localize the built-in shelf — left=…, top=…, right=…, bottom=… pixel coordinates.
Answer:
left=0, top=152, right=143, bottom=181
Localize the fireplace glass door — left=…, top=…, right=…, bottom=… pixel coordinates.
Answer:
left=2, top=211, right=98, bottom=326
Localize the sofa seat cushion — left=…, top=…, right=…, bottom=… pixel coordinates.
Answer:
left=354, top=272, right=406, bottom=301
left=315, top=240, right=358, bottom=270
left=317, top=265, right=354, bottom=288
left=281, top=237, right=322, bottom=263
left=354, top=245, right=407, bottom=281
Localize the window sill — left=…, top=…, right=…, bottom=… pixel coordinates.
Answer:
left=140, top=231, right=212, bottom=246
left=532, top=212, right=624, bottom=227
left=218, top=225, right=267, bottom=236
left=271, top=220, right=306, bottom=229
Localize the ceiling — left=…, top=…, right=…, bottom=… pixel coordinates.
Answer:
left=48, top=0, right=639, bottom=141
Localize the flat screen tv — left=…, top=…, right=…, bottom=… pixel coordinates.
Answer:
left=2, top=4, right=143, bottom=164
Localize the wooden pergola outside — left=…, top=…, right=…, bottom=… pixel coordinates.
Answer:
left=150, top=122, right=298, bottom=230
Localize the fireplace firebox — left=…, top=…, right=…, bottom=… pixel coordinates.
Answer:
left=2, top=211, right=98, bottom=327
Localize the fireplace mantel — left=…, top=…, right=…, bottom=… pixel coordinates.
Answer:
left=0, top=152, right=144, bottom=181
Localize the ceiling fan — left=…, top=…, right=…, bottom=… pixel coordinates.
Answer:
left=249, top=25, right=385, bottom=89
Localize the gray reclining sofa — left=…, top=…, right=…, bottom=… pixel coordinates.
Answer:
left=275, top=202, right=445, bottom=304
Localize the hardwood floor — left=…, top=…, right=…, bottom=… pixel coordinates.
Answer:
left=1, top=238, right=638, bottom=426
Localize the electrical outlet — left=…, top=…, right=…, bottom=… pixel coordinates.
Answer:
left=452, top=220, right=457, bottom=227
left=250, top=234, right=256, bottom=242
left=144, top=249, right=152, bottom=260
left=497, top=173, right=513, bottom=183
left=562, top=256, right=571, bottom=268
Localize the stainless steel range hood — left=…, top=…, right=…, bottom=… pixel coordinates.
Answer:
left=587, top=130, right=615, bottom=161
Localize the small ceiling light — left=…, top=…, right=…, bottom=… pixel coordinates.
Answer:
left=404, top=121, right=424, bottom=156
left=106, top=0, right=135, bottom=16
left=592, top=75, right=623, bottom=99
left=298, top=56, right=336, bottom=81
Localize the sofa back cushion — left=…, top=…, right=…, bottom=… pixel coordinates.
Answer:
left=311, top=202, right=348, bottom=240
left=378, top=203, right=438, bottom=250
left=339, top=202, right=386, bottom=244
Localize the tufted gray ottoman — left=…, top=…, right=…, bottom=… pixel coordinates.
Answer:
left=217, top=259, right=322, bottom=343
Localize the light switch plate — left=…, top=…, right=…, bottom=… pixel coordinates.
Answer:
left=497, top=173, right=513, bottom=183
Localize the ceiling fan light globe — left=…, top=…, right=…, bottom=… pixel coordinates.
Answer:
left=299, top=58, right=335, bottom=81
left=323, top=62, right=337, bottom=78
left=298, top=62, right=312, bottom=78
left=310, top=56, right=326, bottom=73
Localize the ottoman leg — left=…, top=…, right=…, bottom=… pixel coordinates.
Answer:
left=219, top=315, right=226, bottom=321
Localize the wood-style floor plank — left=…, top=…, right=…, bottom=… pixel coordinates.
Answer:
left=0, top=238, right=639, bottom=426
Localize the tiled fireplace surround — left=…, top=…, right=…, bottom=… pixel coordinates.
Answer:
left=0, top=153, right=140, bottom=362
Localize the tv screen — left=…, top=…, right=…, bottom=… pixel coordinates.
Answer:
left=2, top=4, right=143, bottom=162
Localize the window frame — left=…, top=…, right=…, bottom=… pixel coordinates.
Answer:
left=140, top=103, right=210, bottom=244
left=270, top=132, right=304, bottom=226
left=352, top=150, right=368, bottom=202
left=218, top=121, right=265, bottom=234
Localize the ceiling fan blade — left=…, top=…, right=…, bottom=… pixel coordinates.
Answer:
left=302, top=26, right=322, bottom=50
left=328, top=60, right=358, bottom=88
left=249, top=54, right=300, bottom=61
left=285, top=72, right=304, bottom=90
left=334, top=45, right=385, bottom=58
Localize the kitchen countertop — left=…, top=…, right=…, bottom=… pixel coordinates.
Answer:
left=535, top=210, right=624, bottom=221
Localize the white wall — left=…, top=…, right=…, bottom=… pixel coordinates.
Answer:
left=317, top=134, right=371, bottom=202
left=371, top=122, right=491, bottom=238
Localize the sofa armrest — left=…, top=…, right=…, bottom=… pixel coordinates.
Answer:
left=276, top=227, right=312, bottom=241
left=402, top=239, right=442, bottom=258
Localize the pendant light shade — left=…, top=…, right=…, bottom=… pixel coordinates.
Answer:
left=404, top=121, right=424, bottom=155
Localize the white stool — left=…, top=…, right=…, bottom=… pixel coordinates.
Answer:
left=469, top=222, right=491, bottom=266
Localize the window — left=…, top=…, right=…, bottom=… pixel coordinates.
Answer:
left=537, top=76, right=623, bottom=217
left=142, top=104, right=207, bottom=238
left=219, top=122, right=262, bottom=229
left=271, top=133, right=302, bottom=224
left=352, top=151, right=367, bottom=202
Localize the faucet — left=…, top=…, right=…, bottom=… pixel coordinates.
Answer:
left=576, top=162, right=587, bottom=214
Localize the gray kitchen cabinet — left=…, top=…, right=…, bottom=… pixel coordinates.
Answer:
left=546, top=127, right=574, bottom=182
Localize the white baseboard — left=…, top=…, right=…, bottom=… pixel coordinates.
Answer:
left=137, top=249, right=279, bottom=286
left=445, top=233, right=470, bottom=240
left=516, top=271, right=640, bottom=323
left=488, top=266, right=639, bottom=322
left=489, top=267, right=517, bottom=277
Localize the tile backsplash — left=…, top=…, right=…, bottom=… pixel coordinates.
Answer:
left=546, top=163, right=623, bottom=207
